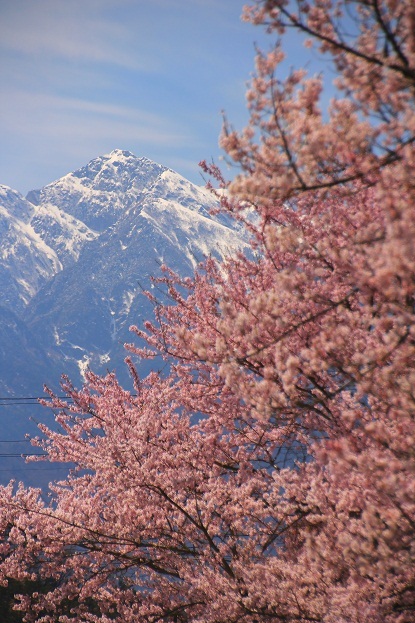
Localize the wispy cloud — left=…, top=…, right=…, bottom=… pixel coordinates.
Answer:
left=0, top=0, right=157, bottom=71
left=0, top=90, right=191, bottom=146
left=0, top=1, right=267, bottom=194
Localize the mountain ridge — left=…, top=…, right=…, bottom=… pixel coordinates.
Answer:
left=0, top=150, right=247, bottom=485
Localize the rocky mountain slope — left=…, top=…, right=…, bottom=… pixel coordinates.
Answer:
left=0, top=149, right=246, bottom=486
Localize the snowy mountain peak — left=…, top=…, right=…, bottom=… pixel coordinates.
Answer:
left=72, top=149, right=165, bottom=184
left=0, top=184, right=34, bottom=222
left=0, top=150, right=248, bottom=393
left=105, top=148, right=145, bottom=162
left=105, top=148, right=134, bottom=159
left=28, top=150, right=167, bottom=231
left=0, top=151, right=250, bottom=487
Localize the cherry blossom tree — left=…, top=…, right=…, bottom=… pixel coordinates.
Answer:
left=0, top=1, right=414, bottom=622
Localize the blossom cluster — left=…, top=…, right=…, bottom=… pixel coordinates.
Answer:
left=0, top=2, right=414, bottom=621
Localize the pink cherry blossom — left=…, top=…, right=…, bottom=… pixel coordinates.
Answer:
left=0, top=2, right=414, bottom=621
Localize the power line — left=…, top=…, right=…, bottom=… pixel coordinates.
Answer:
left=0, top=397, right=48, bottom=401
left=0, top=395, right=74, bottom=404
left=0, top=466, right=70, bottom=472
left=0, top=453, right=47, bottom=458
left=0, top=394, right=137, bottom=406
left=0, top=440, right=33, bottom=443
left=0, top=406, right=63, bottom=410
left=0, top=396, right=74, bottom=410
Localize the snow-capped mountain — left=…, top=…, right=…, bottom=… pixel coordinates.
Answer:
left=0, top=150, right=247, bottom=485
left=28, top=150, right=168, bottom=231
left=30, top=202, right=97, bottom=268
left=0, top=186, right=60, bottom=313
left=21, top=150, right=246, bottom=387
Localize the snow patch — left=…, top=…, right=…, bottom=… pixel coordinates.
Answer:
left=122, top=290, right=135, bottom=316
left=78, top=355, right=91, bottom=382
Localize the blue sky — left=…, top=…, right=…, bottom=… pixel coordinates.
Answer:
left=0, top=0, right=312, bottom=195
